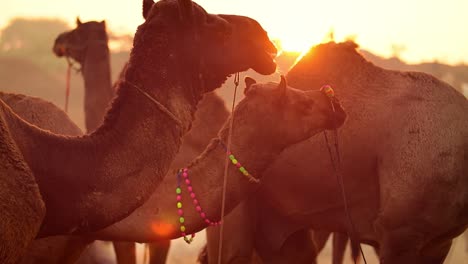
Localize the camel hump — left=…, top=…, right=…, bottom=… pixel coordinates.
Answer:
left=0, top=92, right=82, bottom=136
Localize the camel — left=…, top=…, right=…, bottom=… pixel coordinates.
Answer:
left=202, top=41, right=468, bottom=264
left=0, top=0, right=278, bottom=262
left=83, top=75, right=345, bottom=243
left=54, top=19, right=114, bottom=132
left=53, top=17, right=231, bottom=264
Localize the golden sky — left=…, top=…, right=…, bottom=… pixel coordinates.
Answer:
left=1, top=0, right=467, bottom=64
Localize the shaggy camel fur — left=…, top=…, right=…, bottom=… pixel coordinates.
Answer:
left=0, top=0, right=277, bottom=262
left=88, top=75, right=346, bottom=242
left=203, top=41, right=468, bottom=264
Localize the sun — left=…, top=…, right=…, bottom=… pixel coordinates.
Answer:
left=277, top=38, right=313, bottom=54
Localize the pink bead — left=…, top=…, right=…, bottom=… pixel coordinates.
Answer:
left=178, top=209, right=183, bottom=216
left=187, top=186, right=193, bottom=192
left=205, top=219, right=210, bottom=224
left=196, top=206, right=201, bottom=212
left=200, top=212, right=206, bottom=218
left=193, top=199, right=199, bottom=205
left=176, top=195, right=182, bottom=201
left=181, top=232, right=186, bottom=236
left=227, top=151, right=232, bottom=155
left=183, top=168, right=188, bottom=172
left=236, top=163, right=242, bottom=168
left=190, top=193, right=196, bottom=199
left=182, top=172, right=188, bottom=178
left=185, top=179, right=191, bottom=185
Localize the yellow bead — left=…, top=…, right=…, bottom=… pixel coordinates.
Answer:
left=177, top=202, right=182, bottom=208
left=180, top=226, right=186, bottom=232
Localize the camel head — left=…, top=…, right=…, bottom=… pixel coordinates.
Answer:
left=236, top=76, right=346, bottom=149
left=133, top=0, right=277, bottom=93
left=53, top=18, right=107, bottom=64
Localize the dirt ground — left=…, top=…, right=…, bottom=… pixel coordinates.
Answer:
left=160, top=230, right=468, bottom=264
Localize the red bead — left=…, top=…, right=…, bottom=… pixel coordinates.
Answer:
left=190, top=193, right=196, bottom=199
left=196, top=206, right=201, bottom=212
left=183, top=168, right=188, bottom=172
left=178, top=209, right=183, bottom=216
left=185, top=179, right=191, bottom=185
left=205, top=219, right=210, bottom=224
left=176, top=195, right=182, bottom=201
left=235, top=163, right=242, bottom=168
left=182, top=172, right=188, bottom=178
left=193, top=199, right=199, bottom=205
left=187, top=186, right=193, bottom=192
left=201, top=212, right=206, bottom=218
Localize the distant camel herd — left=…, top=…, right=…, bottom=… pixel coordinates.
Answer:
left=0, top=0, right=466, bottom=264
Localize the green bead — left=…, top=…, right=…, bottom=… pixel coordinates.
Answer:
left=176, top=187, right=181, bottom=194
left=239, top=167, right=246, bottom=173
left=229, top=154, right=235, bottom=160
left=242, top=170, right=249, bottom=176
left=179, top=217, right=185, bottom=223
left=180, top=225, right=186, bottom=232
left=231, top=159, right=238, bottom=164
left=177, top=202, right=182, bottom=208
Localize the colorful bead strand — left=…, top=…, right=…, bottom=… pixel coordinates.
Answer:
left=176, top=142, right=258, bottom=244
left=176, top=170, right=195, bottom=244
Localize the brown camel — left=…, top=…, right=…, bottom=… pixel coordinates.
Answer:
left=54, top=18, right=114, bottom=132
left=85, top=75, right=346, bottom=243
left=53, top=16, right=233, bottom=264
left=203, top=41, right=468, bottom=264
left=0, top=0, right=277, bottom=262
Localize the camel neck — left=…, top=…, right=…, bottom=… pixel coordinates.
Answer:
left=5, top=54, right=197, bottom=236
left=81, top=42, right=114, bottom=133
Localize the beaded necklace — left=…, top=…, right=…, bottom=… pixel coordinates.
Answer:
left=175, top=139, right=259, bottom=244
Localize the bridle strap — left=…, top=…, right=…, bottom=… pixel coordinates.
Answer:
left=126, top=81, right=183, bottom=128
left=323, top=94, right=368, bottom=264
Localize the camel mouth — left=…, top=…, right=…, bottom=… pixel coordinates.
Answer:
left=252, top=50, right=277, bottom=75
left=326, top=101, right=347, bottom=129
left=53, top=44, right=67, bottom=57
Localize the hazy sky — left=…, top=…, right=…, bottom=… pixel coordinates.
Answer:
left=1, top=0, right=467, bottom=64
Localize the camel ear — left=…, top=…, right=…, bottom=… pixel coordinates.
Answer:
left=276, top=75, right=287, bottom=97
left=244, top=77, right=257, bottom=95
left=76, top=17, right=82, bottom=26
left=178, top=0, right=193, bottom=23
left=273, top=75, right=287, bottom=105
left=142, top=0, right=154, bottom=19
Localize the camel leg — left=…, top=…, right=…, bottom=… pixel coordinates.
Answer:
left=113, top=242, right=136, bottom=264
left=148, top=240, right=170, bottom=264
left=257, top=229, right=318, bottom=264
left=311, top=230, right=330, bottom=253
left=332, top=233, right=348, bottom=264
left=376, top=222, right=452, bottom=264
